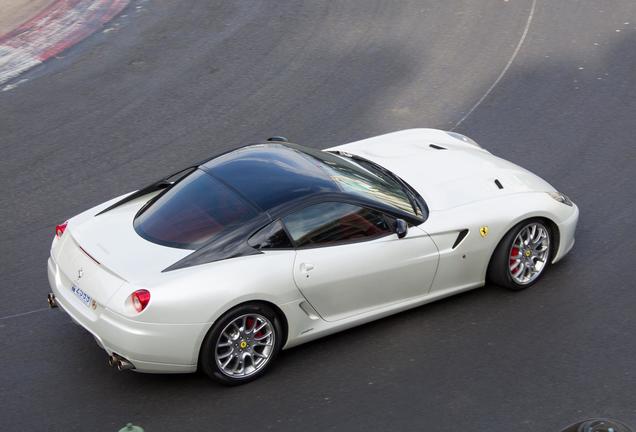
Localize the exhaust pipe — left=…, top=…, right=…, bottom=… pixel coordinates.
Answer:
left=108, top=354, right=118, bottom=368
left=116, top=359, right=134, bottom=371
left=108, top=353, right=135, bottom=371
left=47, top=293, right=58, bottom=308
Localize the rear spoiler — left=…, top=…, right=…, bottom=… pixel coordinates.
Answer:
left=95, top=166, right=195, bottom=216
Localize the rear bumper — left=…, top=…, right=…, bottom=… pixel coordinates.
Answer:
left=48, top=257, right=205, bottom=373
left=553, top=203, right=579, bottom=263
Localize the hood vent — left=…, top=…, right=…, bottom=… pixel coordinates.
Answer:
left=429, top=144, right=447, bottom=150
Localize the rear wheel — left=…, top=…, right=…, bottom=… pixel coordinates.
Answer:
left=487, top=219, right=552, bottom=290
left=200, top=303, right=283, bottom=385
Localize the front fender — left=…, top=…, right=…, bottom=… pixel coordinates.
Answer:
left=421, top=191, right=578, bottom=291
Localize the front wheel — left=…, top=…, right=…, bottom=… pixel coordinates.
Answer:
left=487, top=219, right=553, bottom=290
left=200, top=303, right=283, bottom=385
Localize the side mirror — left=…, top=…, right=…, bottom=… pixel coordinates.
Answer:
left=395, top=219, right=408, bottom=239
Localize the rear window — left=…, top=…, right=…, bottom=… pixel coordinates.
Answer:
left=134, top=169, right=259, bottom=249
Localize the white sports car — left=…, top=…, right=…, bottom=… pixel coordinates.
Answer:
left=47, top=129, right=578, bottom=384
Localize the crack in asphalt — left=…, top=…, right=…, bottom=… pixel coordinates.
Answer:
left=451, top=0, right=537, bottom=131
left=0, top=307, right=49, bottom=320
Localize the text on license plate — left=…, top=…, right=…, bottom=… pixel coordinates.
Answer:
left=71, top=285, right=92, bottom=308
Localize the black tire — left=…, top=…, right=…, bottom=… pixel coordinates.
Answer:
left=487, top=218, right=553, bottom=291
left=200, top=303, right=284, bottom=385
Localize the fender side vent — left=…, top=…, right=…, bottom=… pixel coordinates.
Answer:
left=452, top=229, right=469, bottom=249
left=494, top=179, right=504, bottom=189
left=429, top=144, right=447, bottom=150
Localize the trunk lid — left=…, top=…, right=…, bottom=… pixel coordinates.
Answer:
left=53, top=195, right=192, bottom=307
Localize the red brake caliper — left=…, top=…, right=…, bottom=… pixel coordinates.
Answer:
left=246, top=317, right=264, bottom=338
left=510, top=247, right=520, bottom=265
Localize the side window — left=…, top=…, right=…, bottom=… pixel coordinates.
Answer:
left=248, top=220, right=293, bottom=249
left=282, top=202, right=393, bottom=247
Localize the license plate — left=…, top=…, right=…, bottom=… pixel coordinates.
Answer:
left=71, top=285, right=92, bottom=308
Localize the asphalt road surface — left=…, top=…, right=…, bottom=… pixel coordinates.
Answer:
left=1, top=0, right=635, bottom=430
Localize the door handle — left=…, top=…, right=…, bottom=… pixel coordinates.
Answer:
left=300, top=263, right=315, bottom=273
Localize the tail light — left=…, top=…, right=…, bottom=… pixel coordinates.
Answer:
left=55, top=221, right=68, bottom=238
left=131, top=289, right=151, bottom=313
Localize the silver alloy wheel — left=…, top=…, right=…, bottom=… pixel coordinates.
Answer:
left=215, top=313, right=275, bottom=378
left=508, top=222, right=550, bottom=285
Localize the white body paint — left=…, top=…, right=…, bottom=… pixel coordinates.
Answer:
left=47, top=129, right=578, bottom=373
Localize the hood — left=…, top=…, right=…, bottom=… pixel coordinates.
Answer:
left=327, top=129, right=556, bottom=211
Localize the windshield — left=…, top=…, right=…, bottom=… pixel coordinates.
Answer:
left=298, top=147, right=420, bottom=216
left=134, top=169, right=259, bottom=249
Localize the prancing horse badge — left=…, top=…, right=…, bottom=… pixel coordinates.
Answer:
left=479, top=226, right=489, bottom=238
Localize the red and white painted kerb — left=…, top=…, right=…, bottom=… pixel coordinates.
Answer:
left=0, top=0, right=129, bottom=86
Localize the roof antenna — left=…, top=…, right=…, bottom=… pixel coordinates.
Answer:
left=267, top=136, right=289, bottom=142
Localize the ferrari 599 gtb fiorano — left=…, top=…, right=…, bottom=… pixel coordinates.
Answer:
left=47, top=129, right=579, bottom=384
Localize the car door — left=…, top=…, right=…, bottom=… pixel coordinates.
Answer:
left=282, top=201, right=439, bottom=322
